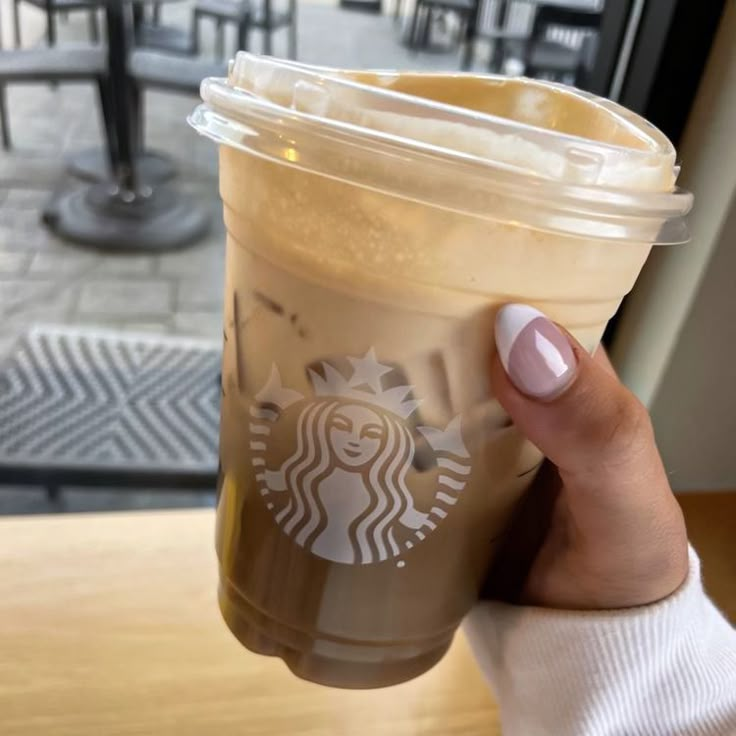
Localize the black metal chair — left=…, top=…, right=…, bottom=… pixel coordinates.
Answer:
left=132, top=1, right=197, bottom=56
left=461, top=0, right=534, bottom=71
left=192, top=0, right=250, bottom=59
left=408, top=0, right=475, bottom=52
left=252, top=0, right=297, bottom=58
left=127, top=49, right=227, bottom=150
left=193, top=0, right=297, bottom=59
left=524, top=5, right=601, bottom=85
left=340, top=0, right=380, bottom=11
left=135, top=23, right=198, bottom=55
left=12, top=0, right=100, bottom=48
left=0, top=44, right=112, bottom=152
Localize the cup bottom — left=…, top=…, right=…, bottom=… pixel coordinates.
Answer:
left=218, top=573, right=453, bottom=689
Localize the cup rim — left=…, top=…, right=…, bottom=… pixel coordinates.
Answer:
left=190, top=72, right=693, bottom=245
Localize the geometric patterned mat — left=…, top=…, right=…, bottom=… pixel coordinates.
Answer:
left=0, top=326, right=221, bottom=485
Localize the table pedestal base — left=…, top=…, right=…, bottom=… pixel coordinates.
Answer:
left=68, top=149, right=177, bottom=184
left=44, top=182, right=210, bottom=251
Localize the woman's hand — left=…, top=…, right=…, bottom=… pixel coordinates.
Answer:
left=488, top=304, right=688, bottom=610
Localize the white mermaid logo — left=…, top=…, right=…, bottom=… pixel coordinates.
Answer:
left=249, top=349, right=470, bottom=565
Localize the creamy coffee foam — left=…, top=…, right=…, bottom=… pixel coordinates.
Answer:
left=227, top=56, right=677, bottom=191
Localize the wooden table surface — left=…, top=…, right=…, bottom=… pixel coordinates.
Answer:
left=0, top=509, right=499, bottom=736
left=0, top=492, right=732, bottom=736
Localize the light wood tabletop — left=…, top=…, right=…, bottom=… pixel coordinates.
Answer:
left=0, top=509, right=499, bottom=736
left=0, top=493, right=732, bottom=736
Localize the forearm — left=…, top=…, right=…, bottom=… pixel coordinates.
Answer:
left=465, top=548, right=736, bottom=736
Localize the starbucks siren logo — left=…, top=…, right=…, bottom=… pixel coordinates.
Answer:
left=249, top=349, right=470, bottom=565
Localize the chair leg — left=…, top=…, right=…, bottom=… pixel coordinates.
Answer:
left=456, top=10, right=468, bottom=45
left=489, top=35, right=508, bottom=73
left=132, top=1, right=144, bottom=35
left=286, top=0, right=296, bottom=59
left=128, top=83, right=145, bottom=155
left=0, top=86, right=10, bottom=151
left=88, top=9, right=100, bottom=42
left=408, top=1, right=421, bottom=50
left=97, top=78, right=119, bottom=172
left=421, top=6, right=431, bottom=48
left=288, top=23, right=297, bottom=59
left=237, top=18, right=249, bottom=52
left=137, top=90, right=145, bottom=154
left=152, top=1, right=161, bottom=24
left=215, top=19, right=225, bottom=59
left=288, top=0, right=297, bottom=59
left=46, top=7, right=57, bottom=46
left=460, top=7, right=474, bottom=70
left=461, top=34, right=474, bottom=70
left=13, top=0, right=22, bottom=47
left=192, top=11, right=200, bottom=54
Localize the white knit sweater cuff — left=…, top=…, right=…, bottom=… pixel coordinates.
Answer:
left=464, top=547, right=736, bottom=736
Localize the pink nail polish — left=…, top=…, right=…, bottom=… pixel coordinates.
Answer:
left=495, top=304, right=577, bottom=400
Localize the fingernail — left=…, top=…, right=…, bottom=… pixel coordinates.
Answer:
left=495, top=304, right=577, bottom=400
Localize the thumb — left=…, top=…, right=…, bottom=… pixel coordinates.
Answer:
left=492, top=303, right=657, bottom=495
left=491, top=304, right=688, bottom=607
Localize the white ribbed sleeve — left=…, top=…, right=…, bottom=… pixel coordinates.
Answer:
left=464, top=548, right=736, bottom=736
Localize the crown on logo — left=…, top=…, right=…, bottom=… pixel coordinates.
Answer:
left=308, top=349, right=421, bottom=420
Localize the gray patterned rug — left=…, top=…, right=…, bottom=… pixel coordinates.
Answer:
left=0, top=326, right=221, bottom=488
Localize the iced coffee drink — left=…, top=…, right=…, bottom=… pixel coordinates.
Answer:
left=190, top=55, right=691, bottom=688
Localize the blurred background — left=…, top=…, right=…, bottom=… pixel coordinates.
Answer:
left=0, top=0, right=733, bottom=515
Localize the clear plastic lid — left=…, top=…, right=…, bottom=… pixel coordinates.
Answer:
left=190, top=53, right=693, bottom=244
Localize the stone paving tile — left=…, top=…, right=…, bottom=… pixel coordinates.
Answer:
left=1, top=222, right=76, bottom=255
left=176, top=276, right=225, bottom=311
left=0, top=206, right=45, bottom=233
left=26, top=227, right=80, bottom=253
left=0, top=289, right=76, bottom=330
left=3, top=189, right=50, bottom=211
left=0, top=252, right=31, bottom=275
left=0, top=229, right=65, bottom=255
left=67, top=315, right=176, bottom=334
left=0, top=279, right=70, bottom=309
left=95, top=255, right=157, bottom=276
left=0, top=226, right=20, bottom=252
left=77, top=279, right=174, bottom=317
left=0, top=333, right=21, bottom=361
left=172, top=310, right=223, bottom=339
left=111, top=321, right=175, bottom=334
left=156, top=241, right=225, bottom=278
left=0, top=228, right=36, bottom=253
left=28, top=251, right=99, bottom=276
left=0, top=153, right=65, bottom=189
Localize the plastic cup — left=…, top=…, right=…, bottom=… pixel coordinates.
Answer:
left=189, top=54, right=692, bottom=689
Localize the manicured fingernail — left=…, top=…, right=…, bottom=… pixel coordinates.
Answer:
left=495, top=304, right=577, bottom=400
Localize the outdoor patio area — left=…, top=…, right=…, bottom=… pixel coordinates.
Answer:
left=0, top=0, right=602, bottom=513
left=0, top=0, right=490, bottom=512
left=0, top=0, right=467, bottom=360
